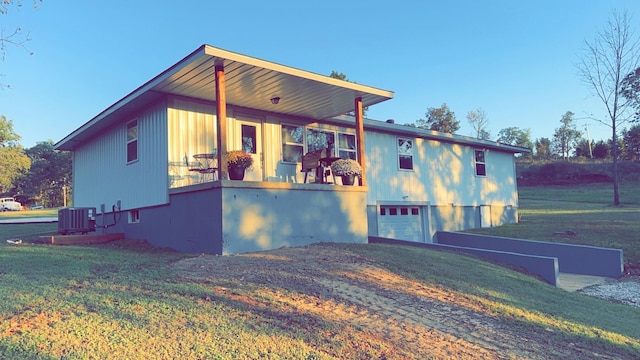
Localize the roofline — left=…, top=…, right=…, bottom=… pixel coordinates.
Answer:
left=202, top=45, right=394, bottom=101
left=55, top=45, right=394, bottom=151
left=55, top=46, right=210, bottom=150
left=329, top=116, right=531, bottom=154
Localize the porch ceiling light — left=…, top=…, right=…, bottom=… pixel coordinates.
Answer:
left=270, top=96, right=281, bottom=105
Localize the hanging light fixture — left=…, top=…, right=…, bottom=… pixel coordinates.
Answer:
left=270, top=96, right=281, bottom=105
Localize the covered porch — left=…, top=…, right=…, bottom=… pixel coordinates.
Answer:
left=162, top=45, right=393, bottom=190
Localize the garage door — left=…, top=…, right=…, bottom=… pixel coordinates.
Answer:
left=378, top=206, right=424, bottom=242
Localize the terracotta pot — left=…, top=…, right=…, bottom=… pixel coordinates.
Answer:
left=228, top=165, right=246, bottom=180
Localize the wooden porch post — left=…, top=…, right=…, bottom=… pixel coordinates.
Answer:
left=215, top=64, right=228, bottom=180
left=355, top=97, right=366, bottom=186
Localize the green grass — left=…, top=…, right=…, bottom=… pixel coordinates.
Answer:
left=469, top=182, right=640, bottom=266
left=0, top=241, right=638, bottom=359
left=1, top=185, right=640, bottom=358
left=0, top=208, right=58, bottom=220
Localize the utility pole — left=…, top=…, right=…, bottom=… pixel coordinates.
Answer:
left=585, top=124, right=593, bottom=158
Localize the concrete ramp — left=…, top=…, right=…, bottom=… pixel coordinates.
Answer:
left=369, top=233, right=623, bottom=288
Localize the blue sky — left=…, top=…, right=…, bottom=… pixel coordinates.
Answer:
left=2, top=0, right=640, bottom=148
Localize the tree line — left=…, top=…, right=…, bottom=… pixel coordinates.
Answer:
left=0, top=115, right=71, bottom=207
left=406, top=104, right=640, bottom=162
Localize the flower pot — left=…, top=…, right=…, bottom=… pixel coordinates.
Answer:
left=228, top=165, right=246, bottom=180
left=341, top=174, right=356, bottom=186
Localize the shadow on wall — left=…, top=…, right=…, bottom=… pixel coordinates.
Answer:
left=221, top=185, right=368, bottom=254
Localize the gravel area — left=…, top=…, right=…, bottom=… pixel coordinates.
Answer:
left=579, top=277, right=640, bottom=308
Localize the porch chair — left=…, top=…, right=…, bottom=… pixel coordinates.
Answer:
left=300, top=149, right=323, bottom=183
left=300, top=148, right=336, bottom=183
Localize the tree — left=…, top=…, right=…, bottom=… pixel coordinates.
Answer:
left=466, top=108, right=491, bottom=140
left=577, top=10, right=640, bottom=205
left=1, top=1, right=42, bottom=75
left=592, top=140, right=611, bottom=159
left=623, top=124, right=640, bottom=160
left=574, top=138, right=592, bottom=158
left=0, top=115, right=30, bottom=193
left=16, top=140, right=71, bottom=207
left=497, top=127, right=533, bottom=148
left=329, top=71, right=368, bottom=117
left=415, top=103, right=459, bottom=133
left=535, top=137, right=552, bottom=159
left=620, top=67, right=640, bottom=120
left=552, top=111, right=582, bottom=160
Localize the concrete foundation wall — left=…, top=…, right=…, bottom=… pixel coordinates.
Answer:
left=221, top=183, right=368, bottom=254
left=98, top=181, right=368, bottom=255
left=95, top=187, right=223, bottom=254
left=435, top=231, right=623, bottom=278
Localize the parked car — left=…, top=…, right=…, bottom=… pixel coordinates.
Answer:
left=0, top=197, right=22, bottom=211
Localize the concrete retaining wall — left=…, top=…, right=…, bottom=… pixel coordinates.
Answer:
left=369, top=236, right=560, bottom=285
left=435, top=231, right=624, bottom=278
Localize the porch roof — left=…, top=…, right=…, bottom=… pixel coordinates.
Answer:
left=55, top=44, right=394, bottom=151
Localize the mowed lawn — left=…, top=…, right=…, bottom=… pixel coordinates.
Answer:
left=469, top=181, right=640, bottom=267
left=0, top=182, right=639, bottom=359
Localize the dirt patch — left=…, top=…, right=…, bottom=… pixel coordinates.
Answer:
left=172, top=244, right=624, bottom=359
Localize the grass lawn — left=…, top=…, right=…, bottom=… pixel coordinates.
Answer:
left=469, top=181, right=640, bottom=268
left=1, top=186, right=639, bottom=358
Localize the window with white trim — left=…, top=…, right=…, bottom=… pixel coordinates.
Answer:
left=129, top=209, right=140, bottom=223
left=306, top=128, right=335, bottom=154
left=281, top=125, right=357, bottom=162
left=338, top=133, right=356, bottom=160
left=475, top=149, right=486, bottom=176
left=398, top=138, right=413, bottom=170
left=282, top=124, right=304, bottom=163
left=126, top=119, right=138, bottom=163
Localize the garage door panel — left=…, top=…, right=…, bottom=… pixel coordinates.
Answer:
left=378, top=206, right=424, bottom=242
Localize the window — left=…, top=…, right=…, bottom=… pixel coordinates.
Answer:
left=126, top=119, right=138, bottom=163
left=282, top=125, right=357, bottom=162
left=307, top=128, right=335, bottom=153
left=398, top=138, right=413, bottom=170
left=129, top=209, right=140, bottom=223
left=282, top=125, right=304, bottom=163
left=475, top=149, right=486, bottom=176
left=241, top=124, right=257, bottom=154
left=338, top=133, right=357, bottom=160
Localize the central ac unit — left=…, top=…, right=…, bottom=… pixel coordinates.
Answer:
left=58, top=207, right=96, bottom=235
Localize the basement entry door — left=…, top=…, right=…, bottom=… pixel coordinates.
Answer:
left=378, top=205, right=424, bottom=242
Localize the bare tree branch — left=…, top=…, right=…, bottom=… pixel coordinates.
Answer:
left=576, top=10, right=640, bottom=205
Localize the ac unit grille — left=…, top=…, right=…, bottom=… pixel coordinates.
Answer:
left=58, top=207, right=96, bottom=235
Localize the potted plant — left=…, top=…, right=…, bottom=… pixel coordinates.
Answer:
left=224, top=150, right=253, bottom=180
left=330, top=158, right=362, bottom=185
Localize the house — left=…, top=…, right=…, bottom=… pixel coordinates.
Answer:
left=55, top=44, right=528, bottom=254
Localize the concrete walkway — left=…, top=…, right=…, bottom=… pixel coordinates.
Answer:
left=556, top=273, right=614, bottom=292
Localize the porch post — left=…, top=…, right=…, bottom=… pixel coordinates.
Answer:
left=215, top=64, right=228, bottom=179
left=354, top=97, right=366, bottom=186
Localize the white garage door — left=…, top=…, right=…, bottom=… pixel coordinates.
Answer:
left=378, top=206, right=424, bottom=242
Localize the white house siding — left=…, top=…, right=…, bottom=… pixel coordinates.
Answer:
left=167, top=96, right=218, bottom=187
left=365, top=131, right=518, bottom=207
left=72, top=100, right=169, bottom=212
left=364, top=130, right=519, bottom=240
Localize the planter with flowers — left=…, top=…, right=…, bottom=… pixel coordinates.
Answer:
left=330, top=158, right=362, bottom=185
left=224, top=150, right=253, bottom=180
